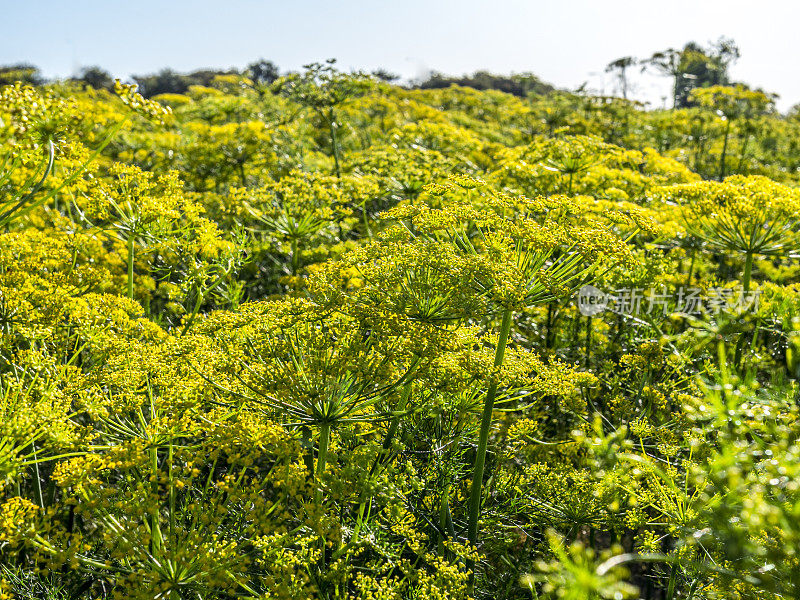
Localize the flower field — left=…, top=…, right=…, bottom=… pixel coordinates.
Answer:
left=1, top=64, right=800, bottom=599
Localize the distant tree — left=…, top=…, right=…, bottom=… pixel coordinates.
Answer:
left=77, top=66, right=114, bottom=90
left=0, top=63, right=44, bottom=86
left=677, top=39, right=740, bottom=106
left=247, top=60, right=279, bottom=86
left=371, top=69, right=400, bottom=83
left=605, top=56, right=636, bottom=99
left=186, top=68, right=240, bottom=88
left=417, top=70, right=554, bottom=97
left=132, top=69, right=188, bottom=97
left=131, top=67, right=241, bottom=97
left=644, top=48, right=685, bottom=109
left=644, top=38, right=740, bottom=108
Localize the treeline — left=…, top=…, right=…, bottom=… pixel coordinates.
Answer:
left=605, top=37, right=757, bottom=108
left=0, top=60, right=280, bottom=95
left=0, top=59, right=555, bottom=99
left=416, top=70, right=554, bottom=96
left=1, top=37, right=796, bottom=112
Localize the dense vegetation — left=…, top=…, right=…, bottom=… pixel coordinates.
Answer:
left=2, top=56, right=800, bottom=600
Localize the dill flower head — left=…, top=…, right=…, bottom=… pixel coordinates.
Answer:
left=655, top=174, right=800, bottom=255
left=382, top=177, right=635, bottom=311
left=85, top=163, right=185, bottom=227
left=203, top=302, right=410, bottom=428
left=690, top=84, right=773, bottom=120
left=310, top=235, right=486, bottom=328
left=239, top=171, right=377, bottom=242
left=273, top=60, right=374, bottom=111
left=492, top=134, right=697, bottom=200
left=114, top=79, right=173, bottom=124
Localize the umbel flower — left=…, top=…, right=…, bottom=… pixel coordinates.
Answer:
left=655, top=174, right=800, bottom=290
left=196, top=301, right=416, bottom=508
left=113, top=79, right=173, bottom=125
left=0, top=85, right=124, bottom=228
left=383, top=177, right=636, bottom=312
left=235, top=170, right=378, bottom=275
left=273, top=59, right=374, bottom=178
left=380, top=176, right=635, bottom=583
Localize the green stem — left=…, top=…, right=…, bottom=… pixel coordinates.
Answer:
left=181, top=269, right=232, bottom=336
left=168, top=440, right=175, bottom=541
left=685, top=250, right=696, bottom=287
left=315, top=423, right=331, bottom=506
left=737, top=130, right=750, bottom=173
left=329, top=108, right=341, bottom=179
left=738, top=250, right=757, bottom=368
left=31, top=445, right=44, bottom=509
left=544, top=303, right=554, bottom=349
left=301, top=425, right=315, bottom=475
left=149, top=446, right=162, bottom=555
left=180, top=287, right=206, bottom=337
left=438, top=480, right=455, bottom=557
left=742, top=250, right=754, bottom=292
left=717, top=339, right=728, bottom=378
left=466, top=307, right=513, bottom=579
left=126, top=234, right=135, bottom=299
left=377, top=383, right=411, bottom=468
left=362, top=202, right=372, bottom=240
left=666, top=560, right=678, bottom=600
left=352, top=381, right=412, bottom=543
left=315, top=421, right=332, bottom=569
left=718, top=119, right=731, bottom=181
left=584, top=315, right=592, bottom=367
left=438, top=481, right=450, bottom=554
left=673, top=73, right=679, bottom=109
left=290, top=238, right=300, bottom=276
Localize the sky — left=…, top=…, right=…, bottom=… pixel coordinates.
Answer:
left=2, top=0, right=799, bottom=111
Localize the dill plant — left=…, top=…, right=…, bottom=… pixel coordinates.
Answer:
left=656, top=175, right=800, bottom=291
left=3, top=59, right=800, bottom=600
left=382, top=176, right=636, bottom=584
left=274, top=60, right=373, bottom=178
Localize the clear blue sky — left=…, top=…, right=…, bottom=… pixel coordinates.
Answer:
left=2, top=0, right=799, bottom=111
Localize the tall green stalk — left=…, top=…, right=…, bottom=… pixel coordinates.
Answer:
left=544, top=303, right=554, bottom=349
left=438, top=480, right=453, bottom=556
left=685, top=249, right=696, bottom=287
left=328, top=108, right=341, bottom=179
left=361, top=201, right=373, bottom=240
left=666, top=561, right=678, bottom=600
left=584, top=315, right=593, bottom=367
left=737, top=250, right=757, bottom=369
left=126, top=234, right=135, bottom=299
left=315, top=422, right=332, bottom=569
left=315, top=422, right=331, bottom=507
left=180, top=291, right=205, bottom=337
left=742, top=250, right=754, bottom=292
left=352, top=381, right=412, bottom=543
left=466, top=306, right=513, bottom=576
left=718, top=119, right=731, bottom=181
left=30, top=445, right=43, bottom=509
left=290, top=238, right=300, bottom=276
left=149, top=445, right=162, bottom=554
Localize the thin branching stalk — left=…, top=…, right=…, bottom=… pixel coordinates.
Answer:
left=315, top=422, right=331, bottom=507
left=126, top=233, right=135, bottom=299
left=742, top=249, right=754, bottom=292
left=467, top=306, right=513, bottom=580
